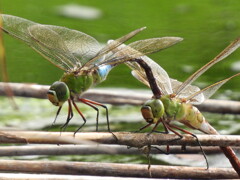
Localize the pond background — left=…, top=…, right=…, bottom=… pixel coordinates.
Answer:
left=0, top=0, right=240, bottom=169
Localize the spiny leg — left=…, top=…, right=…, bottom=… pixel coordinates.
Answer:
left=136, top=119, right=166, bottom=134
left=151, top=146, right=170, bottom=155
left=72, top=99, right=87, bottom=136
left=52, top=106, right=62, bottom=126
left=78, top=99, right=99, bottom=132
left=60, top=99, right=74, bottom=133
left=140, top=120, right=171, bottom=155
left=166, top=123, right=209, bottom=170
left=161, top=120, right=182, bottom=140
left=148, top=119, right=164, bottom=135
left=79, top=98, right=110, bottom=132
left=161, top=120, right=183, bottom=153
left=156, top=118, right=172, bottom=155
left=134, top=123, right=152, bottom=133
left=78, top=99, right=118, bottom=141
left=46, top=105, right=63, bottom=131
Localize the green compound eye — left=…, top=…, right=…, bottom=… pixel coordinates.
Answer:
left=47, top=81, right=70, bottom=106
left=141, top=105, right=154, bottom=123
left=141, top=99, right=164, bottom=124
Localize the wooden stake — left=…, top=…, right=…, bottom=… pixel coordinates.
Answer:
left=0, top=131, right=240, bottom=147
left=0, top=82, right=239, bottom=114
left=0, top=160, right=237, bottom=179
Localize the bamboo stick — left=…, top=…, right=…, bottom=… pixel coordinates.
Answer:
left=0, top=144, right=234, bottom=156
left=0, top=131, right=240, bottom=147
left=0, top=173, right=145, bottom=180
left=0, top=82, right=239, bottom=114
left=0, top=160, right=237, bottom=179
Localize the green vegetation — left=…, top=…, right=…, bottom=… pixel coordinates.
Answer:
left=1, top=0, right=240, bottom=93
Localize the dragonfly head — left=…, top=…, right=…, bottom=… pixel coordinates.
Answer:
left=141, top=99, right=165, bottom=124
left=47, top=81, right=70, bottom=106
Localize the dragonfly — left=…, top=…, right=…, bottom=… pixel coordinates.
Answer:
left=0, top=14, right=183, bottom=134
left=99, top=37, right=240, bottom=175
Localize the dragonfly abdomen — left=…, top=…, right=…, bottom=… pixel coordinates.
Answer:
left=175, top=101, right=217, bottom=134
left=161, top=95, right=209, bottom=132
left=175, top=103, right=204, bottom=129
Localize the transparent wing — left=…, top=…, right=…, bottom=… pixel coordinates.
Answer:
left=42, top=25, right=101, bottom=66
left=174, top=37, right=240, bottom=95
left=1, top=14, right=101, bottom=71
left=125, top=57, right=173, bottom=95
left=97, top=37, right=183, bottom=67
left=1, top=14, right=37, bottom=43
left=28, top=24, right=78, bottom=70
left=127, top=61, right=150, bottom=86
left=126, top=59, right=204, bottom=100
left=170, top=79, right=204, bottom=104
left=83, top=27, right=146, bottom=68
left=185, top=73, right=240, bottom=104
left=96, top=37, right=183, bottom=95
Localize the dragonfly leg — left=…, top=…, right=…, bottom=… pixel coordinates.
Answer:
left=46, top=105, right=63, bottom=131
left=166, top=123, right=209, bottom=170
left=160, top=120, right=181, bottom=153
left=134, top=123, right=152, bottom=133
left=79, top=98, right=110, bottom=132
left=72, top=99, right=87, bottom=136
left=151, top=146, right=170, bottom=155
left=52, top=106, right=62, bottom=126
left=79, top=99, right=99, bottom=131
left=150, top=118, right=170, bottom=134
left=147, top=120, right=162, bottom=135
left=135, top=119, right=167, bottom=133
left=60, top=99, right=74, bottom=133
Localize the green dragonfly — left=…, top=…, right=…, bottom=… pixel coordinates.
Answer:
left=0, top=14, right=183, bottom=133
left=100, top=38, right=240, bottom=175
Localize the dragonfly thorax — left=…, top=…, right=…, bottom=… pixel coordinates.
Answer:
left=141, top=99, right=165, bottom=124
left=47, top=81, right=70, bottom=106
left=60, top=71, right=94, bottom=96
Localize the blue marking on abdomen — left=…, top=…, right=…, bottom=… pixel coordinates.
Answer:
left=98, top=64, right=113, bottom=79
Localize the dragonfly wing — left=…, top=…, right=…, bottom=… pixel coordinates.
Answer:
left=127, top=61, right=150, bottom=86
left=28, top=24, right=79, bottom=70
left=95, top=37, right=183, bottom=94
left=84, top=27, right=146, bottom=68
left=186, top=73, right=240, bottom=104
left=131, top=69, right=150, bottom=87
left=1, top=14, right=102, bottom=71
left=1, top=14, right=36, bottom=44
left=171, top=78, right=204, bottom=104
left=44, top=25, right=101, bottom=65
left=126, top=56, right=173, bottom=95
left=97, top=37, right=183, bottom=66
left=1, top=14, right=74, bottom=70
left=174, top=38, right=240, bottom=95
left=104, top=38, right=180, bottom=95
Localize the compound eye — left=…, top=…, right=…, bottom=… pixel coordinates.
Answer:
left=47, top=81, right=70, bottom=106
left=141, top=106, right=154, bottom=123
left=47, top=90, right=60, bottom=106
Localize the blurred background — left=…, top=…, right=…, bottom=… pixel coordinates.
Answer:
left=0, top=0, right=240, bottom=169
left=1, top=0, right=240, bottom=93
